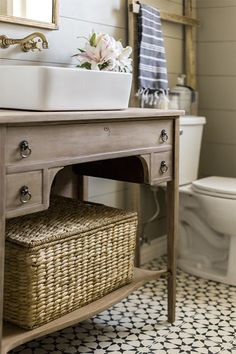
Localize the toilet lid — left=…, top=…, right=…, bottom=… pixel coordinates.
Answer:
left=192, top=176, right=236, bottom=199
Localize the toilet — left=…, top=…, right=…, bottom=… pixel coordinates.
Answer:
left=178, top=116, right=236, bottom=286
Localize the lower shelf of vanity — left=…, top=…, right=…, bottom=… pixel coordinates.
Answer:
left=2, top=267, right=166, bottom=354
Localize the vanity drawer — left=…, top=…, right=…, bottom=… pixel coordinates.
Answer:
left=151, top=150, right=173, bottom=183
left=6, top=120, right=173, bottom=165
left=6, top=171, right=43, bottom=216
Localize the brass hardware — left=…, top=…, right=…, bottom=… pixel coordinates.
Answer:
left=160, top=129, right=169, bottom=142
left=19, top=140, right=32, bottom=158
left=0, top=32, right=49, bottom=52
left=20, top=186, right=32, bottom=204
left=160, top=160, right=168, bottom=174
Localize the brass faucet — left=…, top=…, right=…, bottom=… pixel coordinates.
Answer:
left=0, top=32, right=49, bottom=52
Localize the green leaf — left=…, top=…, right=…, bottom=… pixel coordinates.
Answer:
left=98, top=61, right=109, bottom=70
left=77, top=62, right=92, bottom=70
left=72, top=48, right=86, bottom=57
left=89, top=32, right=96, bottom=47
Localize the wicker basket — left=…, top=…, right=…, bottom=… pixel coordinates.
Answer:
left=4, top=196, right=137, bottom=329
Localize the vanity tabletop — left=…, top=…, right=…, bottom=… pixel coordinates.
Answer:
left=0, top=108, right=184, bottom=124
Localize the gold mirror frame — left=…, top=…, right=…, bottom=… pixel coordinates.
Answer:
left=0, top=0, right=59, bottom=30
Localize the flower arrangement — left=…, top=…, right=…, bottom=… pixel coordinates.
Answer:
left=73, top=31, right=132, bottom=73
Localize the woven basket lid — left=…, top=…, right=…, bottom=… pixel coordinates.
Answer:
left=6, top=196, right=137, bottom=248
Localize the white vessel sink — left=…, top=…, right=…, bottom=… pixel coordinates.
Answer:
left=0, top=66, right=132, bottom=111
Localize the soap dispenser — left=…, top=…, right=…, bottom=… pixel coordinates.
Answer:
left=170, top=74, right=192, bottom=114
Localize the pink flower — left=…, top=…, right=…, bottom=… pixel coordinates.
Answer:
left=74, top=31, right=132, bottom=72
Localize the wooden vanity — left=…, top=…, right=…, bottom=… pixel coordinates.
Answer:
left=0, top=108, right=181, bottom=354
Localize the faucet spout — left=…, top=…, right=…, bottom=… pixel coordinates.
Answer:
left=0, top=32, right=49, bottom=52
left=21, top=32, right=49, bottom=52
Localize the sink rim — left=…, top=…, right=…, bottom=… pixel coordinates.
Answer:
left=0, top=64, right=132, bottom=77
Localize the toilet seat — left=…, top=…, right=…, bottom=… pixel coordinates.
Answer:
left=192, top=176, right=236, bottom=200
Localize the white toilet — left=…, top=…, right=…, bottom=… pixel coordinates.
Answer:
left=178, top=116, right=236, bottom=286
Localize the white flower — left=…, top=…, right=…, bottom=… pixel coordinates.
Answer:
left=116, top=44, right=133, bottom=72
left=74, top=31, right=132, bottom=73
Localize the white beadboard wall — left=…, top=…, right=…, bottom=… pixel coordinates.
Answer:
left=0, top=0, right=190, bottom=210
left=197, top=0, right=236, bottom=178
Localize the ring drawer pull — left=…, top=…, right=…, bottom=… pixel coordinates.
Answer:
left=19, top=140, right=32, bottom=158
left=160, top=129, right=168, bottom=142
left=20, top=186, right=32, bottom=204
left=160, top=161, right=168, bottom=174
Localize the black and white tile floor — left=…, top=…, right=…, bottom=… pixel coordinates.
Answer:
left=10, top=257, right=236, bottom=354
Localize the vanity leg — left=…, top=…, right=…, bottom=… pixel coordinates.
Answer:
left=0, top=127, right=6, bottom=354
left=166, top=118, right=179, bottom=323
left=166, top=180, right=178, bottom=323
left=0, top=218, right=5, bottom=354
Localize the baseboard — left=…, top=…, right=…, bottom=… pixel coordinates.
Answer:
left=140, top=235, right=167, bottom=265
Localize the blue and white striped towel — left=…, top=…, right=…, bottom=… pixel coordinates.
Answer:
left=138, top=3, right=168, bottom=105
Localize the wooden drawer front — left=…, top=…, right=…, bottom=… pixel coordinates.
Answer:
left=6, top=120, right=172, bottom=165
left=6, top=171, right=43, bottom=213
left=152, top=151, right=172, bottom=183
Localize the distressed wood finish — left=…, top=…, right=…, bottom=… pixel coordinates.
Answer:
left=128, top=1, right=139, bottom=107
left=184, top=0, right=197, bottom=89
left=0, top=108, right=182, bottom=124
left=6, top=120, right=172, bottom=166
left=2, top=268, right=165, bottom=354
left=129, top=0, right=199, bottom=26
left=0, top=127, right=6, bottom=353
left=73, top=152, right=172, bottom=186
left=166, top=118, right=180, bottom=323
left=6, top=171, right=43, bottom=211
left=6, top=167, right=63, bottom=219
left=160, top=11, right=199, bottom=26
left=0, top=108, right=181, bottom=353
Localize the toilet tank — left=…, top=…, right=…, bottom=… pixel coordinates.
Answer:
left=179, top=116, right=206, bottom=185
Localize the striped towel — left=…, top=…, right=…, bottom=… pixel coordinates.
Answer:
left=138, top=3, right=168, bottom=106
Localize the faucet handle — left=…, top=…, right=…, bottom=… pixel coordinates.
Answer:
left=35, top=40, right=42, bottom=51
left=42, top=41, right=49, bottom=49
left=34, top=39, right=48, bottom=51
left=21, top=39, right=42, bottom=52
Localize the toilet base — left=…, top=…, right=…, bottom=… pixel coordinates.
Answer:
left=179, top=185, right=236, bottom=287
left=178, top=258, right=235, bottom=286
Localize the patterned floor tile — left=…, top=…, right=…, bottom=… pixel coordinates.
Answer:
left=10, top=257, right=236, bottom=354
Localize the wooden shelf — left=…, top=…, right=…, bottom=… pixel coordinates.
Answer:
left=130, top=1, right=199, bottom=26
left=2, top=268, right=165, bottom=354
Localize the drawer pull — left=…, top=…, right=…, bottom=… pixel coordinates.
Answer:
left=20, top=186, right=32, bottom=204
left=160, top=161, right=168, bottom=174
left=19, top=140, right=32, bottom=158
left=160, top=129, right=168, bottom=142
